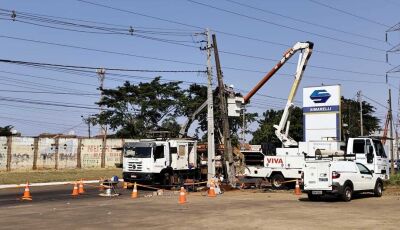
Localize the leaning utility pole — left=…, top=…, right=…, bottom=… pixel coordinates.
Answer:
left=357, top=91, right=363, bottom=136
left=389, top=89, right=395, bottom=175
left=205, top=29, right=215, bottom=181
left=212, top=34, right=235, bottom=186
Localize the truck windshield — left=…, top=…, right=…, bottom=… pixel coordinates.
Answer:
left=373, top=140, right=387, bottom=158
left=124, top=147, right=152, bottom=158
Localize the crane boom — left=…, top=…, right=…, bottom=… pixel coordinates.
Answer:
left=273, top=42, right=313, bottom=147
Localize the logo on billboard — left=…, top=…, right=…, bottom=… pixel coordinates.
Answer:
left=310, top=90, right=331, bottom=103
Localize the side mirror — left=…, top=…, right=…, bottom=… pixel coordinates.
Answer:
left=370, top=170, right=374, bottom=174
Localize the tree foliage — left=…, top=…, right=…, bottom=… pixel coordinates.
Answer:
left=95, top=77, right=257, bottom=143
left=251, top=107, right=303, bottom=147
left=341, top=97, right=380, bottom=139
left=96, top=77, right=184, bottom=138
left=250, top=97, right=380, bottom=146
left=0, top=125, right=13, bottom=136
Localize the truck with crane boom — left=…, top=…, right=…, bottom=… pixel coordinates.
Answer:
left=240, top=41, right=390, bottom=188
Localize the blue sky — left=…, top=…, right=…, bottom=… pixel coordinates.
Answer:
left=0, top=0, right=399, bottom=137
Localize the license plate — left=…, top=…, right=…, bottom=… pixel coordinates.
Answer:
left=319, top=178, right=328, bottom=182
left=312, top=191, right=322, bottom=195
left=131, top=175, right=137, bottom=178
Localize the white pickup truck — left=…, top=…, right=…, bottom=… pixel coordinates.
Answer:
left=303, top=157, right=383, bottom=201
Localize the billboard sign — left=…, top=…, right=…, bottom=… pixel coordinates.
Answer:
left=303, top=85, right=341, bottom=141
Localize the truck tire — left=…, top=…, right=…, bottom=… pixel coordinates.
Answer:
left=374, top=180, right=383, bottom=197
left=162, top=172, right=172, bottom=187
left=307, top=192, right=321, bottom=201
left=270, top=174, right=285, bottom=190
left=341, top=185, right=353, bottom=202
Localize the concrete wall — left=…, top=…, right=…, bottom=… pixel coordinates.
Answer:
left=0, top=137, right=7, bottom=171
left=81, top=138, right=103, bottom=168
left=37, top=138, right=56, bottom=170
left=0, top=137, right=130, bottom=172
left=105, top=139, right=123, bottom=167
left=58, top=138, right=78, bottom=169
left=10, top=137, right=35, bottom=171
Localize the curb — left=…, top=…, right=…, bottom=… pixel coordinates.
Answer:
left=0, top=179, right=124, bottom=189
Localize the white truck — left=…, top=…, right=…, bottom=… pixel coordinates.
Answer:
left=240, top=41, right=389, bottom=188
left=122, top=139, right=201, bottom=186
left=303, top=156, right=384, bottom=201
left=243, top=137, right=389, bottom=189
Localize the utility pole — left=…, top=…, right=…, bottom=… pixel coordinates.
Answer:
left=97, top=68, right=106, bottom=136
left=97, top=68, right=107, bottom=168
left=212, top=34, right=235, bottom=186
left=397, top=81, right=400, bottom=166
left=205, top=29, right=215, bottom=181
left=241, top=106, right=246, bottom=149
left=357, top=91, right=363, bottom=136
left=389, top=89, right=395, bottom=175
left=81, top=115, right=92, bottom=138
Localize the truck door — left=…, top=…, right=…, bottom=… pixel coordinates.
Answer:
left=372, top=139, right=388, bottom=176
left=356, top=163, right=375, bottom=190
left=353, top=139, right=372, bottom=170
left=153, top=145, right=167, bottom=172
left=176, top=143, right=188, bottom=170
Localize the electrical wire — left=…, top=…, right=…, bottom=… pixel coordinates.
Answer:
left=187, top=0, right=386, bottom=52
left=308, top=0, right=390, bottom=28
left=76, top=0, right=386, bottom=63
left=223, top=0, right=384, bottom=43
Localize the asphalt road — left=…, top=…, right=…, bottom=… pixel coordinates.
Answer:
left=0, top=185, right=399, bottom=229
left=0, top=182, right=153, bottom=207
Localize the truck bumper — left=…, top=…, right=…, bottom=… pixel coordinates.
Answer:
left=123, top=172, right=156, bottom=184
left=303, top=182, right=341, bottom=195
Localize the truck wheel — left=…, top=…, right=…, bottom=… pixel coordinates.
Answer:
left=162, top=172, right=172, bottom=187
left=307, top=192, right=320, bottom=201
left=270, top=174, right=285, bottom=190
left=374, top=181, right=383, bottom=197
left=341, top=185, right=352, bottom=202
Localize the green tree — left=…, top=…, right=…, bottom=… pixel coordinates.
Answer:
left=250, top=97, right=380, bottom=146
left=341, top=97, right=380, bottom=139
left=96, top=77, right=185, bottom=138
left=251, top=107, right=303, bottom=147
left=0, top=125, right=13, bottom=136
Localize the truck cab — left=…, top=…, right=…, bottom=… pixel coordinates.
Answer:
left=122, top=139, right=199, bottom=185
left=347, top=137, right=389, bottom=180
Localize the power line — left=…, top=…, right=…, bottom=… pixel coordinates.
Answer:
left=308, top=0, right=390, bottom=28
left=224, top=0, right=384, bottom=43
left=187, top=0, right=386, bottom=52
left=76, top=0, right=385, bottom=63
left=362, top=94, right=389, bottom=109
left=0, top=89, right=98, bottom=96
left=0, top=35, right=205, bottom=67
left=0, top=96, right=102, bottom=110
left=0, top=58, right=206, bottom=73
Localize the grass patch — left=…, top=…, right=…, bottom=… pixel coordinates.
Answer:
left=385, top=173, right=400, bottom=186
left=0, top=168, right=122, bottom=185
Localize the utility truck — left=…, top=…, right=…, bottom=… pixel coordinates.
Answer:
left=240, top=41, right=389, bottom=188
left=303, top=154, right=384, bottom=201
left=122, top=139, right=201, bottom=186
left=243, top=137, right=389, bottom=188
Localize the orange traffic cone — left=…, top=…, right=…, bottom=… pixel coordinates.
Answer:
left=208, top=181, right=216, bottom=198
left=131, top=182, right=138, bottom=199
left=71, top=182, right=79, bottom=196
left=179, top=187, right=186, bottom=204
left=294, top=179, right=301, bottom=196
left=21, top=181, right=32, bottom=201
left=78, top=180, right=85, bottom=194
